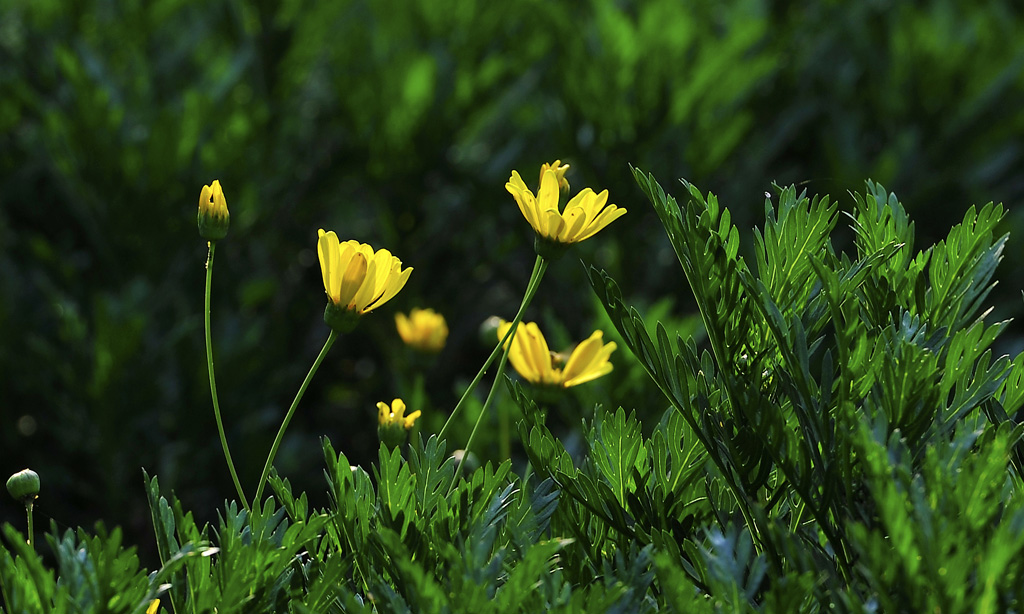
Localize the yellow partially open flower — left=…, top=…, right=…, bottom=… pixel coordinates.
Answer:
left=539, top=159, right=571, bottom=193
left=197, top=180, right=230, bottom=240
left=317, top=230, right=412, bottom=332
left=396, top=308, right=448, bottom=353
left=506, top=166, right=625, bottom=249
left=377, top=398, right=421, bottom=449
left=147, top=599, right=160, bottom=614
left=497, top=320, right=616, bottom=387
left=377, top=398, right=421, bottom=429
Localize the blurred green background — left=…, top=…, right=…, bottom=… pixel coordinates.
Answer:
left=3, top=0, right=1024, bottom=556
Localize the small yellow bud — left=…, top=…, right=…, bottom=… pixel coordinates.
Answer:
left=539, top=159, right=571, bottom=193
left=197, top=180, right=230, bottom=240
left=377, top=398, right=421, bottom=449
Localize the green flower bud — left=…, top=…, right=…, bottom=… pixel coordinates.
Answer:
left=479, top=315, right=502, bottom=347
left=6, top=469, right=39, bottom=503
left=451, top=449, right=479, bottom=474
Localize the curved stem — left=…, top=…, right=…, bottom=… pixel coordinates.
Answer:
left=205, top=241, right=249, bottom=510
left=448, top=256, right=548, bottom=492
left=438, top=256, right=546, bottom=443
left=253, top=330, right=338, bottom=506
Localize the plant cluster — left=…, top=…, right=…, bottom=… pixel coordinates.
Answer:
left=3, top=163, right=1023, bottom=612
left=5, top=0, right=1024, bottom=538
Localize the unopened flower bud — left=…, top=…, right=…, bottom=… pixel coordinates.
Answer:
left=451, top=449, right=479, bottom=474
left=377, top=399, right=421, bottom=449
left=539, top=160, right=570, bottom=193
left=6, top=469, right=39, bottom=504
left=479, top=316, right=502, bottom=347
left=197, top=180, right=230, bottom=240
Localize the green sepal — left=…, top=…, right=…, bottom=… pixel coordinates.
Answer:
left=378, top=423, right=409, bottom=450
left=324, top=301, right=361, bottom=334
left=197, top=210, right=229, bottom=240
left=533, top=234, right=569, bottom=262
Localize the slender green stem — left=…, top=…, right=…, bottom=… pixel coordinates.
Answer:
left=448, top=256, right=548, bottom=493
left=25, top=501, right=33, bottom=547
left=438, top=255, right=546, bottom=443
left=449, top=342, right=515, bottom=493
left=253, top=330, right=338, bottom=506
left=205, top=241, right=249, bottom=511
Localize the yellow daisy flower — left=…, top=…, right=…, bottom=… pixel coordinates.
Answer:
left=197, top=180, right=230, bottom=240
left=497, top=320, right=616, bottom=387
left=396, top=308, right=448, bottom=353
left=506, top=166, right=625, bottom=249
left=317, top=229, right=412, bottom=332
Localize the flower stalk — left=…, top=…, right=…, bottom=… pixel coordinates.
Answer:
left=205, top=241, right=249, bottom=511
left=443, top=255, right=548, bottom=493
left=253, top=330, right=338, bottom=506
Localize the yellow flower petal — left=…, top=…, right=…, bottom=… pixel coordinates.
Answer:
left=562, top=332, right=617, bottom=386
left=540, top=209, right=565, bottom=241
left=575, top=203, right=626, bottom=242
left=583, top=188, right=609, bottom=219
left=499, top=320, right=543, bottom=384
left=506, top=171, right=541, bottom=233
left=537, top=169, right=561, bottom=213
left=336, top=252, right=368, bottom=308
left=352, top=257, right=382, bottom=311
left=563, top=360, right=614, bottom=387
left=563, top=187, right=592, bottom=214
left=317, top=230, right=341, bottom=303
left=560, top=207, right=589, bottom=243
left=199, top=184, right=213, bottom=212
left=517, top=323, right=549, bottom=383
left=366, top=264, right=412, bottom=312
left=403, top=410, right=422, bottom=429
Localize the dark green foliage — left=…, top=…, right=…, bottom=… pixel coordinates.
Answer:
left=578, top=169, right=1024, bottom=609
left=0, top=521, right=189, bottom=614
left=6, top=164, right=1024, bottom=611
left=7, top=0, right=1024, bottom=546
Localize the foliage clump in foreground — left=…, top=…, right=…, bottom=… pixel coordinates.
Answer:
left=3, top=167, right=1024, bottom=612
